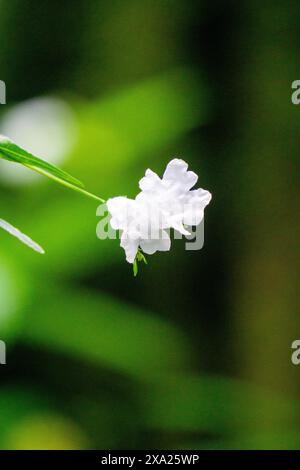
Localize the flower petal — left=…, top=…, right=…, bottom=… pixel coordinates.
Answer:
left=167, top=214, right=191, bottom=235
left=140, top=230, right=171, bottom=255
left=163, top=158, right=198, bottom=191
left=120, top=231, right=140, bottom=263
left=139, top=169, right=161, bottom=192
left=190, top=188, right=212, bottom=205
left=107, top=196, right=134, bottom=230
left=183, top=188, right=212, bottom=225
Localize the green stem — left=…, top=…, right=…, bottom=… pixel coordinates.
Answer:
left=25, top=164, right=106, bottom=203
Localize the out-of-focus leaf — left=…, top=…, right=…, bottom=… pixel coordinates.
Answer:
left=0, top=387, right=46, bottom=448
left=0, top=255, right=29, bottom=340
left=7, top=414, right=89, bottom=450
left=0, top=387, right=88, bottom=449
left=141, top=374, right=299, bottom=434
left=70, top=67, right=209, bottom=183
left=21, top=285, right=190, bottom=379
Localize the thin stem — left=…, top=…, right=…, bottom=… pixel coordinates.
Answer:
left=25, top=164, right=106, bottom=204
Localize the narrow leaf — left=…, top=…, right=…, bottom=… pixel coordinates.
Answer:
left=0, top=135, right=84, bottom=189
left=133, top=259, right=138, bottom=277
left=0, top=219, right=44, bottom=254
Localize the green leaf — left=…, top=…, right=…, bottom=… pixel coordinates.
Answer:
left=133, top=258, right=138, bottom=277
left=0, top=218, right=44, bottom=254
left=137, top=250, right=147, bottom=264
left=0, top=134, right=83, bottom=190
left=133, top=250, right=148, bottom=276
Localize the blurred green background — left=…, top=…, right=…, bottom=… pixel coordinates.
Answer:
left=0, top=0, right=299, bottom=450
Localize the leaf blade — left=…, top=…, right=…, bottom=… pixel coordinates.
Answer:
left=0, top=218, right=44, bottom=254
left=0, top=134, right=84, bottom=189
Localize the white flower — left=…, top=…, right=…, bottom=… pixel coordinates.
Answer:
left=0, top=218, right=44, bottom=254
left=107, top=158, right=212, bottom=264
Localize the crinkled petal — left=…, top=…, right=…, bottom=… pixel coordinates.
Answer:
left=167, top=214, right=191, bottom=236
left=189, top=188, right=212, bottom=206
left=139, top=169, right=161, bottom=192
left=163, top=158, right=198, bottom=191
left=107, top=196, right=135, bottom=230
left=183, top=189, right=212, bottom=225
left=140, top=230, right=171, bottom=255
left=120, top=231, right=140, bottom=263
left=183, top=208, right=204, bottom=226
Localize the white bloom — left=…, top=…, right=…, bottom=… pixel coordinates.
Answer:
left=0, top=218, right=44, bottom=254
left=107, top=158, right=212, bottom=263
